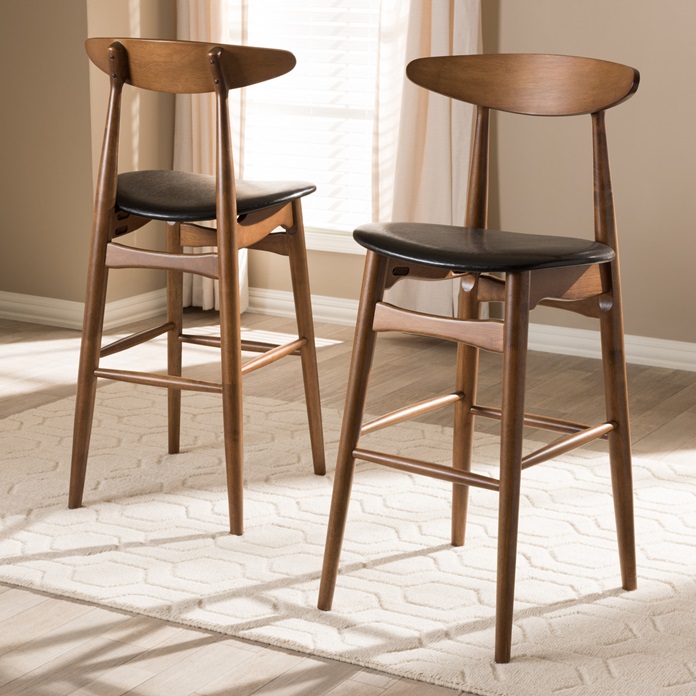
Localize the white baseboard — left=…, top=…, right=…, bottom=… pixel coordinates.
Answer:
left=3, top=287, right=694, bottom=372
left=0, top=289, right=167, bottom=331
left=248, top=287, right=696, bottom=372
left=527, top=323, right=696, bottom=372
left=248, top=287, right=360, bottom=327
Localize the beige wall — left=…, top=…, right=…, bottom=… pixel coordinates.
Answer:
left=481, top=0, right=696, bottom=343
left=0, top=0, right=93, bottom=302
left=249, top=248, right=365, bottom=302
left=85, top=0, right=176, bottom=301
left=0, top=0, right=175, bottom=304
left=1, top=1, right=694, bottom=344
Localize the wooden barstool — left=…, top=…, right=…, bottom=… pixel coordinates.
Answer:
left=318, top=54, right=639, bottom=662
left=69, top=38, right=325, bottom=535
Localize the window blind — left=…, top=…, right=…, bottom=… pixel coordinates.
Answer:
left=225, top=1, right=380, bottom=234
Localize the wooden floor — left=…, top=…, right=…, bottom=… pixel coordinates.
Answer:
left=1, top=309, right=695, bottom=695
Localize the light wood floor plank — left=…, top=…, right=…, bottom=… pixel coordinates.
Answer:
left=0, top=597, right=95, bottom=660
left=321, top=678, right=386, bottom=696
left=0, top=606, right=124, bottom=688
left=192, top=646, right=308, bottom=696
left=0, top=586, right=47, bottom=622
left=120, top=641, right=262, bottom=696
left=0, top=635, right=142, bottom=696
left=248, top=655, right=358, bottom=696
left=380, top=677, right=461, bottom=695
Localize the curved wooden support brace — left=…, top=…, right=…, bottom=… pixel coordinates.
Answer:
left=180, top=223, right=217, bottom=247
left=538, top=295, right=610, bottom=318
left=472, top=266, right=611, bottom=317
left=373, top=302, right=504, bottom=353
left=474, top=274, right=505, bottom=302
left=179, top=204, right=294, bottom=252
left=238, top=203, right=293, bottom=248
left=106, top=242, right=219, bottom=278
left=112, top=211, right=150, bottom=237
left=385, top=260, right=459, bottom=289
left=248, top=231, right=290, bottom=256
left=530, top=265, right=604, bottom=304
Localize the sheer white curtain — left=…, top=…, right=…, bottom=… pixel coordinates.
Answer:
left=174, top=0, right=481, bottom=315
left=380, top=0, right=482, bottom=315
left=174, top=0, right=248, bottom=311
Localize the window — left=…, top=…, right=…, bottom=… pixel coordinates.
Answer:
left=223, top=1, right=380, bottom=242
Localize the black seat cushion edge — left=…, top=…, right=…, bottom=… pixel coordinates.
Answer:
left=354, top=222, right=615, bottom=273
left=116, top=170, right=316, bottom=222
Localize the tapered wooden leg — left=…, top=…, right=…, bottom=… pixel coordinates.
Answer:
left=495, top=271, right=530, bottom=664
left=69, top=224, right=110, bottom=509
left=452, top=277, right=480, bottom=546
left=218, top=244, right=244, bottom=536
left=599, top=272, right=636, bottom=591
left=287, top=201, right=325, bottom=476
left=318, top=251, right=388, bottom=610
left=167, top=222, right=183, bottom=455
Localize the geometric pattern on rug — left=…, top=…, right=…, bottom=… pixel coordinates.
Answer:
left=1, top=383, right=695, bottom=696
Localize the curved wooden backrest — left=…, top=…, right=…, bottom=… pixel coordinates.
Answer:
left=86, top=37, right=296, bottom=93
left=407, top=54, right=639, bottom=116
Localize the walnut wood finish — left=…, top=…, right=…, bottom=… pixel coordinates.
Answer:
left=105, top=243, right=220, bottom=278
left=99, top=321, right=174, bottom=358
left=407, top=54, right=639, bottom=116
left=319, top=53, right=638, bottom=663
left=592, top=110, right=636, bottom=592
left=85, top=38, right=295, bottom=93
left=521, top=422, right=615, bottom=470
left=353, top=448, right=500, bottom=492
left=318, top=251, right=389, bottom=611
left=372, top=302, right=504, bottom=353
left=361, top=392, right=463, bottom=435
left=471, top=404, right=611, bottom=439
left=70, top=39, right=325, bottom=535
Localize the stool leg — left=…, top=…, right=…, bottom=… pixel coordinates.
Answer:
left=167, top=222, right=183, bottom=455
left=600, top=277, right=636, bottom=591
left=287, top=201, right=326, bottom=476
left=69, top=222, right=110, bottom=509
left=318, top=251, right=388, bottom=610
left=452, top=277, right=480, bottom=546
left=218, top=241, right=244, bottom=536
left=495, top=271, right=530, bottom=664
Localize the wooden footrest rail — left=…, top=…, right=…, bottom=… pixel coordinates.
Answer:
left=180, top=334, right=303, bottom=356
left=100, top=322, right=175, bottom=358
left=521, top=421, right=615, bottom=470
left=353, top=448, right=500, bottom=492
left=94, top=368, right=222, bottom=393
left=240, top=338, right=307, bottom=375
left=98, top=336, right=305, bottom=394
left=361, top=392, right=463, bottom=435
left=471, top=404, right=611, bottom=439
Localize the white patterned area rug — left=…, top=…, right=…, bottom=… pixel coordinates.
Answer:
left=1, top=383, right=695, bottom=695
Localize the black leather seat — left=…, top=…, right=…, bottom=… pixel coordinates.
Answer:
left=354, top=222, right=615, bottom=273
left=117, top=170, right=316, bottom=221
